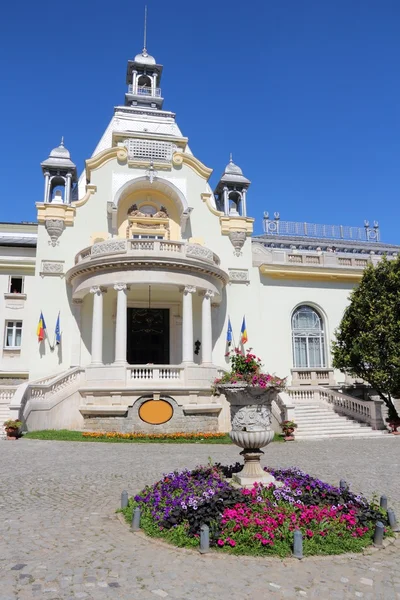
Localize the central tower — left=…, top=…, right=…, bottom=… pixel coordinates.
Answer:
left=124, top=8, right=164, bottom=110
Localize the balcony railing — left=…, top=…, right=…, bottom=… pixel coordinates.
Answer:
left=75, top=239, right=221, bottom=267
left=128, top=365, right=184, bottom=384
left=263, top=215, right=380, bottom=242
left=127, top=85, right=162, bottom=97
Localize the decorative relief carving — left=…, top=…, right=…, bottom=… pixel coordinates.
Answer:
left=114, top=283, right=127, bottom=292
left=45, top=219, right=65, bottom=246
left=183, top=285, right=196, bottom=294
left=231, top=403, right=272, bottom=432
left=90, top=286, right=102, bottom=295
left=91, top=240, right=126, bottom=256
left=204, top=289, right=215, bottom=299
left=229, top=231, right=246, bottom=256
left=185, top=244, right=213, bottom=262
left=229, top=269, right=250, bottom=284
left=41, top=261, right=64, bottom=277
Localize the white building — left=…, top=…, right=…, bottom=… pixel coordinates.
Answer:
left=1, top=44, right=395, bottom=438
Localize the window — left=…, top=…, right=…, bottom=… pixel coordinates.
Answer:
left=9, top=276, right=24, bottom=294
left=5, top=321, right=22, bottom=348
left=292, top=305, right=325, bottom=368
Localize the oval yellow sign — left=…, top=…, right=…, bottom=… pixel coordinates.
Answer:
left=139, top=399, right=173, bottom=425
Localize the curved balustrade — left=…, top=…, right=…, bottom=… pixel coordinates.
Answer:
left=75, top=239, right=221, bottom=267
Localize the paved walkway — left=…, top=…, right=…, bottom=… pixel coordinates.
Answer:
left=0, top=438, right=399, bottom=600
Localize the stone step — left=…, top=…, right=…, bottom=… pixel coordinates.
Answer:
left=296, top=432, right=387, bottom=440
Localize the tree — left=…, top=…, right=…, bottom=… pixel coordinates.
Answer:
left=332, top=255, right=400, bottom=422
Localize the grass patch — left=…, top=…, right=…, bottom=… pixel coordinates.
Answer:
left=23, top=430, right=283, bottom=444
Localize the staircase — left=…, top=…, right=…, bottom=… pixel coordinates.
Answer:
left=295, top=401, right=386, bottom=440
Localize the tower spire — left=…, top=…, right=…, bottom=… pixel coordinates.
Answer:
left=229, top=152, right=233, bottom=163
left=143, top=5, right=148, bottom=55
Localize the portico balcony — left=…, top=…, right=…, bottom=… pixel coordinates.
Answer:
left=75, top=239, right=221, bottom=268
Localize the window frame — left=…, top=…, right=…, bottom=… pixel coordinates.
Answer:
left=291, top=305, right=326, bottom=369
left=8, top=275, right=24, bottom=294
left=4, top=320, right=23, bottom=349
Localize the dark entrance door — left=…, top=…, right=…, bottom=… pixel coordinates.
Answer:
left=127, top=308, right=170, bottom=364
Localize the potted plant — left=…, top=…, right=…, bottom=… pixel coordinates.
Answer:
left=3, top=419, right=22, bottom=440
left=281, top=420, right=297, bottom=441
left=386, top=408, right=400, bottom=435
left=214, top=348, right=286, bottom=486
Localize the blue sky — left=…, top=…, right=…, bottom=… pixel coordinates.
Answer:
left=0, top=0, right=399, bottom=241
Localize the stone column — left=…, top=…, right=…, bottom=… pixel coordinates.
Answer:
left=43, top=171, right=50, bottom=203
left=132, top=70, right=138, bottom=93
left=152, top=73, right=157, bottom=96
left=241, top=188, right=247, bottom=217
left=65, top=173, right=72, bottom=204
left=90, top=286, right=105, bottom=365
left=182, top=285, right=196, bottom=363
left=223, top=186, right=229, bottom=215
left=201, top=290, right=214, bottom=365
left=114, top=283, right=128, bottom=364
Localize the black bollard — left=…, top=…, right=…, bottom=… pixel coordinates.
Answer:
left=380, top=495, right=388, bottom=510
left=121, top=490, right=129, bottom=509
left=293, top=530, right=303, bottom=559
left=339, top=479, right=348, bottom=492
left=132, top=507, right=141, bottom=531
left=387, top=509, right=400, bottom=532
left=199, top=524, right=210, bottom=554
left=373, top=521, right=384, bottom=547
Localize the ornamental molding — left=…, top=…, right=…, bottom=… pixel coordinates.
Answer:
left=72, top=185, right=97, bottom=208
left=85, top=146, right=128, bottom=182
left=186, top=244, right=214, bottom=262
left=229, top=231, right=246, bottom=257
left=45, top=219, right=65, bottom=247
left=114, top=283, right=128, bottom=292
left=90, top=286, right=106, bottom=295
left=201, top=193, right=224, bottom=217
left=229, top=269, right=250, bottom=284
left=40, top=260, right=65, bottom=277
left=91, top=240, right=127, bottom=256
left=220, top=215, right=254, bottom=236
left=172, top=152, right=213, bottom=180
left=5, top=303, right=24, bottom=310
left=37, top=203, right=76, bottom=227
left=182, top=285, right=196, bottom=294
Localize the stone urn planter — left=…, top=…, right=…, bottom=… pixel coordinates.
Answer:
left=217, top=383, right=281, bottom=487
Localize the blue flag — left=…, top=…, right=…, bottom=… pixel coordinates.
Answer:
left=55, top=313, right=61, bottom=345
left=226, top=317, right=233, bottom=345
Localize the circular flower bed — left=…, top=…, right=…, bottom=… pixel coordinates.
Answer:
left=120, top=464, right=391, bottom=557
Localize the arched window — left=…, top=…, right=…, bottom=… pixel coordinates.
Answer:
left=292, top=305, right=326, bottom=368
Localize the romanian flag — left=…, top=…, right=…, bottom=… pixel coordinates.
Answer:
left=37, top=312, right=46, bottom=342
left=240, top=316, right=248, bottom=345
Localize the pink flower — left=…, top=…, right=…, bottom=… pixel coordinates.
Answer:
left=217, top=539, right=225, bottom=546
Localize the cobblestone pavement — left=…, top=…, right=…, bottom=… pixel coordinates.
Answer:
left=0, top=437, right=399, bottom=600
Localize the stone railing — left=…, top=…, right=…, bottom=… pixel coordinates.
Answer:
left=128, top=365, right=184, bottom=383
left=75, top=240, right=221, bottom=267
left=9, top=368, right=84, bottom=423
left=0, top=386, right=18, bottom=436
left=287, top=386, right=386, bottom=430
left=274, top=391, right=296, bottom=424
left=291, top=368, right=335, bottom=386
left=253, top=247, right=391, bottom=273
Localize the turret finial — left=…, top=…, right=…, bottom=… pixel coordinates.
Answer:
left=229, top=152, right=233, bottom=163
left=60, top=136, right=64, bottom=146
left=142, top=5, right=148, bottom=55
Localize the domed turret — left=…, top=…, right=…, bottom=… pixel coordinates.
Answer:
left=40, top=138, right=77, bottom=204
left=214, top=155, right=251, bottom=216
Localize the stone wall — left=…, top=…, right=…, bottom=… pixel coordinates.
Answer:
left=83, top=395, right=219, bottom=433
